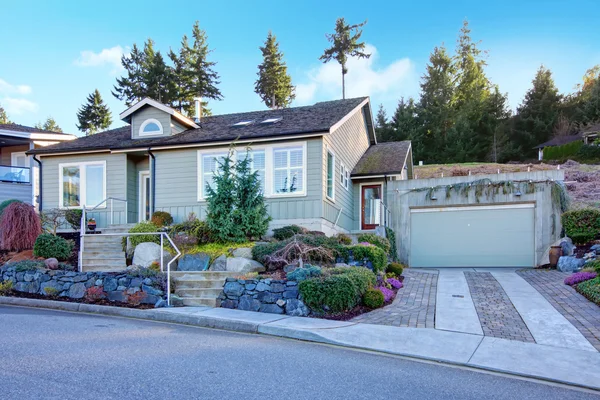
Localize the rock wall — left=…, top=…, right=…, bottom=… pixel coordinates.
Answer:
left=0, top=265, right=166, bottom=306
left=218, top=278, right=309, bottom=317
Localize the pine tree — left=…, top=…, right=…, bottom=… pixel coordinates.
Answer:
left=234, top=149, right=271, bottom=240
left=0, top=103, right=10, bottom=124
left=510, top=65, right=562, bottom=158
left=76, top=89, right=112, bottom=135
left=374, top=104, right=393, bottom=142
left=320, top=18, right=371, bottom=99
left=255, top=31, right=295, bottom=109
left=112, top=43, right=146, bottom=106
left=390, top=97, right=420, bottom=142
left=35, top=117, right=62, bottom=132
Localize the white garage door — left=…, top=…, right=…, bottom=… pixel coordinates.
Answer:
left=410, top=204, right=535, bottom=268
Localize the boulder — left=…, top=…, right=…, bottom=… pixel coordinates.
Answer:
left=238, top=295, right=261, bottom=312
left=231, top=247, right=253, bottom=259
left=209, top=255, right=227, bottom=271
left=142, top=284, right=163, bottom=296
left=226, top=257, right=265, bottom=273
left=223, top=281, right=244, bottom=297
left=68, top=282, right=86, bottom=299
left=44, top=258, right=59, bottom=270
left=259, top=303, right=284, bottom=314
left=40, top=280, right=63, bottom=294
left=285, top=299, right=310, bottom=317
left=178, top=253, right=210, bottom=271
left=557, top=256, right=585, bottom=273
left=154, top=299, right=167, bottom=308
left=104, top=278, right=118, bottom=292
left=107, top=291, right=127, bottom=302
left=132, top=242, right=175, bottom=269
left=560, top=238, right=575, bottom=257
left=170, top=295, right=184, bottom=307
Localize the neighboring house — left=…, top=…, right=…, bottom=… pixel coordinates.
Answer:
left=0, top=124, right=75, bottom=205
left=534, top=123, right=600, bottom=160
left=28, top=97, right=413, bottom=236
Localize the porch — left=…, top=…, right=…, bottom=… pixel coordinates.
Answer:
left=0, top=138, right=34, bottom=204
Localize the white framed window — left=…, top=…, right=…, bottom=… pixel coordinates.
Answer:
left=340, top=162, right=350, bottom=190
left=326, top=148, right=335, bottom=201
left=196, top=142, right=307, bottom=201
left=59, top=161, right=106, bottom=209
left=139, top=119, right=163, bottom=137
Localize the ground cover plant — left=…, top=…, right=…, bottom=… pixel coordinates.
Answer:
left=564, top=271, right=597, bottom=286
left=576, top=277, right=600, bottom=305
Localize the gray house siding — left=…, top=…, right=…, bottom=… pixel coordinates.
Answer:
left=126, top=157, right=137, bottom=223
left=131, top=107, right=172, bottom=139
left=0, top=182, right=32, bottom=203
left=153, top=138, right=324, bottom=227
left=322, top=108, right=371, bottom=232
left=40, top=152, right=127, bottom=227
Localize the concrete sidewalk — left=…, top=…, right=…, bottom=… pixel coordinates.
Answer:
left=1, top=296, right=598, bottom=391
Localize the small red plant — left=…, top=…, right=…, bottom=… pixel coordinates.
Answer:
left=85, top=286, right=106, bottom=302
left=0, top=202, right=41, bottom=251
left=126, top=290, right=147, bottom=306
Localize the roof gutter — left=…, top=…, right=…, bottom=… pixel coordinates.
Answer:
left=148, top=149, right=156, bottom=216
left=32, top=155, right=42, bottom=212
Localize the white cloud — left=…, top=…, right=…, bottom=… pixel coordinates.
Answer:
left=1, top=97, right=38, bottom=115
left=74, top=45, right=126, bottom=72
left=0, top=79, right=32, bottom=95
left=295, top=44, right=417, bottom=105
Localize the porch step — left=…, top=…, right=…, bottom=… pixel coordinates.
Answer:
left=82, top=259, right=127, bottom=268
left=82, top=265, right=127, bottom=273
left=99, top=224, right=135, bottom=233
left=81, top=233, right=128, bottom=272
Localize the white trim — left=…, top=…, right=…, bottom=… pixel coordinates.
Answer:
left=119, top=98, right=199, bottom=128
left=340, top=162, right=349, bottom=191
left=0, top=129, right=76, bottom=141
left=196, top=140, right=308, bottom=201
left=37, top=150, right=110, bottom=157
left=326, top=146, right=335, bottom=202
left=352, top=174, right=403, bottom=180
left=358, top=181, right=384, bottom=230
left=139, top=118, right=164, bottom=137
left=196, top=150, right=230, bottom=201
left=11, top=151, right=28, bottom=167
left=138, top=170, right=150, bottom=222
left=58, top=160, right=107, bottom=209
left=329, top=98, right=369, bottom=133
left=410, top=203, right=536, bottom=213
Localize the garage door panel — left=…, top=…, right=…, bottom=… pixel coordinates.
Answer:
left=410, top=207, right=534, bottom=268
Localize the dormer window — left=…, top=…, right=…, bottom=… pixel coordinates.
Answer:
left=139, top=119, right=163, bottom=136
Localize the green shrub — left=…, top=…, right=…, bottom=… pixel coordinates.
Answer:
left=170, top=218, right=213, bottom=244
left=357, top=233, right=391, bottom=254
left=151, top=211, right=173, bottom=227
left=299, top=274, right=358, bottom=313
left=363, top=288, right=384, bottom=308
left=10, top=260, right=46, bottom=272
left=252, top=234, right=344, bottom=267
left=329, top=266, right=377, bottom=293
left=334, top=233, right=352, bottom=245
left=576, top=277, right=600, bottom=305
left=576, top=144, right=600, bottom=162
left=338, top=244, right=387, bottom=273
left=129, top=222, right=160, bottom=247
left=385, top=227, right=398, bottom=262
left=561, top=209, right=600, bottom=245
left=587, top=260, right=600, bottom=274
left=0, top=280, right=13, bottom=295
left=286, top=264, right=322, bottom=282
left=0, top=199, right=22, bottom=216
left=188, top=241, right=254, bottom=262
left=386, top=262, right=404, bottom=276
left=543, top=141, right=583, bottom=161
left=33, top=233, right=73, bottom=260
left=272, top=225, right=306, bottom=241
left=64, top=209, right=83, bottom=230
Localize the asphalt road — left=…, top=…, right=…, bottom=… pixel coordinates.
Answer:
left=0, top=306, right=597, bottom=400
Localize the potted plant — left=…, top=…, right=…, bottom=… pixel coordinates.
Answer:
left=87, top=218, right=97, bottom=232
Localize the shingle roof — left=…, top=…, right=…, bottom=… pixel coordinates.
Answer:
left=582, top=123, right=600, bottom=135
left=351, top=141, right=411, bottom=177
left=0, top=123, right=69, bottom=135
left=533, top=134, right=583, bottom=149
left=30, top=97, right=369, bottom=155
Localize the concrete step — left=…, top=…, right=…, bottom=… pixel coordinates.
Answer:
left=82, top=265, right=127, bottom=273
left=82, top=251, right=126, bottom=259
left=175, top=288, right=223, bottom=297
left=82, top=259, right=126, bottom=268
left=174, top=279, right=227, bottom=289
left=83, top=246, right=125, bottom=254
left=181, top=297, right=218, bottom=307
left=171, top=271, right=238, bottom=280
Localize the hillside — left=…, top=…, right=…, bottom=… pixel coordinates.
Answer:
left=414, top=161, right=600, bottom=209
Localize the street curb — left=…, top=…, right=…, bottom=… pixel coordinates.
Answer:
left=1, top=296, right=598, bottom=392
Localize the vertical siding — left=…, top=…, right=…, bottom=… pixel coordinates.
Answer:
left=40, top=152, right=127, bottom=228
left=322, top=107, right=371, bottom=231
left=153, top=139, right=323, bottom=223
left=131, top=107, right=172, bottom=139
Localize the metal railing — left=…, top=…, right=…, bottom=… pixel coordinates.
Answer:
left=79, top=231, right=180, bottom=306
left=0, top=164, right=30, bottom=184
left=380, top=201, right=392, bottom=228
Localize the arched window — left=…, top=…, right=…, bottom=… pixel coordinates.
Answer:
left=139, top=119, right=163, bottom=136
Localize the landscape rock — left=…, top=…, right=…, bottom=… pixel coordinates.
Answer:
left=223, top=281, right=244, bottom=297
left=170, top=295, right=184, bottom=307
left=285, top=299, right=310, bottom=317
left=259, top=303, right=284, bottom=314
left=154, top=299, right=167, bottom=308
left=107, top=291, right=127, bottom=302
left=68, top=282, right=86, bottom=299
left=231, top=247, right=253, bottom=259
left=238, top=295, right=261, bottom=312
left=178, top=253, right=210, bottom=271
left=209, top=255, right=227, bottom=271
left=103, top=278, right=118, bottom=292
left=560, top=238, right=575, bottom=257
left=283, top=264, right=297, bottom=273
left=132, top=242, right=174, bottom=268
left=44, top=258, right=59, bottom=270
left=142, top=284, right=163, bottom=296
left=557, top=256, right=585, bottom=273
left=226, top=257, right=265, bottom=273
left=40, top=280, right=63, bottom=294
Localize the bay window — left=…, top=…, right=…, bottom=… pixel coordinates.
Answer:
left=59, top=161, right=106, bottom=208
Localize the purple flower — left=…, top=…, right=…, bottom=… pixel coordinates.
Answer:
left=564, top=272, right=597, bottom=286
left=376, top=286, right=395, bottom=302
left=386, top=278, right=403, bottom=289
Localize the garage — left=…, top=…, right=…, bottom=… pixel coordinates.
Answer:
left=409, top=204, right=535, bottom=268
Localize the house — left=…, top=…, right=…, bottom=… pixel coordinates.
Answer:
left=28, top=97, right=413, bottom=236
left=0, top=124, right=75, bottom=205
left=534, top=123, right=600, bottom=160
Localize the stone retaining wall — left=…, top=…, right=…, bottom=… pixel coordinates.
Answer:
left=218, top=278, right=310, bottom=317
left=0, top=265, right=166, bottom=306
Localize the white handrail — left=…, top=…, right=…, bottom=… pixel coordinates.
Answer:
left=79, top=231, right=181, bottom=307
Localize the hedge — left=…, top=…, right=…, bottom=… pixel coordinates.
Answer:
left=542, top=140, right=583, bottom=161
left=338, top=244, right=387, bottom=273
left=561, top=209, right=600, bottom=245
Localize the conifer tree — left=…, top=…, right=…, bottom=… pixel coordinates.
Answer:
left=320, top=18, right=371, bottom=99
left=255, top=31, right=295, bottom=109
left=76, top=89, right=112, bottom=135
left=0, top=103, right=10, bottom=124
left=374, top=104, right=393, bottom=142
left=35, top=117, right=62, bottom=132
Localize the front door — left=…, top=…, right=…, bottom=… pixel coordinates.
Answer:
left=361, top=184, right=382, bottom=230
left=139, top=171, right=150, bottom=222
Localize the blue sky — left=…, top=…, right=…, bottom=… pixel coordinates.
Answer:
left=1, top=0, right=598, bottom=135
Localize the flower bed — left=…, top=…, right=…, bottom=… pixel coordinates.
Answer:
left=564, top=271, right=597, bottom=286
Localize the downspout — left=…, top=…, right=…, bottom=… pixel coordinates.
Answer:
left=148, top=149, right=156, bottom=216
left=32, top=155, right=42, bottom=212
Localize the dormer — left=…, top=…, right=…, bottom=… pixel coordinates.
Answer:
left=119, top=98, right=199, bottom=140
